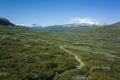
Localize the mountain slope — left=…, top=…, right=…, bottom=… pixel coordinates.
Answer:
left=0, top=17, right=15, bottom=26
left=110, top=22, right=120, bottom=29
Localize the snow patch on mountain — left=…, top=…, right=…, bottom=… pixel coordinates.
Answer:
left=16, top=24, right=42, bottom=28
left=16, top=24, right=31, bottom=27
left=69, top=17, right=105, bottom=26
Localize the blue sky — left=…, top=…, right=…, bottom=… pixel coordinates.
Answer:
left=0, top=0, right=120, bottom=26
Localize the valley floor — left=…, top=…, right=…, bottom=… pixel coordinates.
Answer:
left=0, top=25, right=120, bottom=80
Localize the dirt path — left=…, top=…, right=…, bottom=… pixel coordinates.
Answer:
left=60, top=46, right=84, bottom=69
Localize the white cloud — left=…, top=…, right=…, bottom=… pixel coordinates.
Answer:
left=69, top=17, right=104, bottom=25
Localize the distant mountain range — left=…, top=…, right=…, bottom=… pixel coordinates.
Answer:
left=0, top=17, right=120, bottom=30
left=43, top=19, right=106, bottom=30
left=43, top=22, right=106, bottom=31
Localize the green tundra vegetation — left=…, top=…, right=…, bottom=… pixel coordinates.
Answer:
left=0, top=22, right=120, bottom=80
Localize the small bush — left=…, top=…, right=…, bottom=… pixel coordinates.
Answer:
left=27, top=39, right=39, bottom=44
left=72, top=74, right=88, bottom=80
left=23, top=44, right=31, bottom=49
left=90, top=65, right=110, bottom=72
left=0, top=35, right=20, bottom=41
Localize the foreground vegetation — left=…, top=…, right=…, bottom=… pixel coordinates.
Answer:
left=0, top=24, right=120, bottom=80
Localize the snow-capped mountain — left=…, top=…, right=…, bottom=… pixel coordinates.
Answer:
left=67, top=17, right=105, bottom=27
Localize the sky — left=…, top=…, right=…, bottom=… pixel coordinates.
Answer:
left=0, top=0, right=120, bottom=26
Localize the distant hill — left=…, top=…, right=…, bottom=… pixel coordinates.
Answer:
left=111, top=22, right=120, bottom=28
left=0, top=17, right=15, bottom=26
left=42, top=21, right=120, bottom=32
left=42, top=23, right=105, bottom=32
left=103, top=22, right=120, bottom=30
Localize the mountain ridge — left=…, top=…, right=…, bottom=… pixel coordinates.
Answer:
left=0, top=17, right=120, bottom=30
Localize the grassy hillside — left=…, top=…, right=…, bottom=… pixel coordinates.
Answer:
left=0, top=23, right=120, bottom=80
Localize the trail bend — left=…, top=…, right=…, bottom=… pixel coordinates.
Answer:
left=59, top=46, right=84, bottom=69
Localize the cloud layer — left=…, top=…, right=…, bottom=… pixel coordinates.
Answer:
left=69, top=17, right=104, bottom=25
